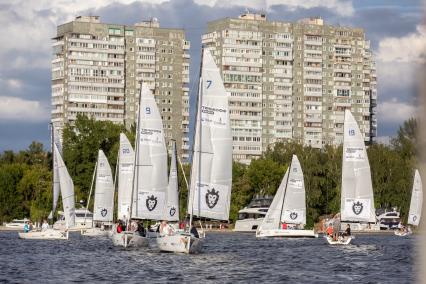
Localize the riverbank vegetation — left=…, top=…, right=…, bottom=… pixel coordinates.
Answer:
left=0, top=116, right=418, bottom=226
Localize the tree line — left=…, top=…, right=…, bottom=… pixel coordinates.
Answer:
left=0, top=116, right=418, bottom=227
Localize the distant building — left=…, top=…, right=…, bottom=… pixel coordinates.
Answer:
left=202, top=13, right=377, bottom=164
left=51, top=16, right=190, bottom=159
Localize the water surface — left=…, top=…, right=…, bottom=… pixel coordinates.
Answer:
left=0, top=231, right=416, bottom=283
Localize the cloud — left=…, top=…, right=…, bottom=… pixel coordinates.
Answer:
left=193, top=0, right=354, bottom=16
left=377, top=98, right=417, bottom=125
left=0, top=96, right=49, bottom=122
left=377, top=25, right=426, bottom=63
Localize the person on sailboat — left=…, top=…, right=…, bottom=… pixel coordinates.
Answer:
left=326, top=223, right=333, bottom=236
left=23, top=221, right=30, bottom=233
left=332, top=219, right=340, bottom=240
left=159, top=221, right=174, bottom=236
left=343, top=224, right=351, bottom=237
left=190, top=223, right=199, bottom=239
left=116, top=221, right=123, bottom=233
left=136, top=221, right=146, bottom=237
left=41, top=220, right=49, bottom=231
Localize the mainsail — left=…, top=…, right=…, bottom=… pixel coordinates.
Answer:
left=258, top=155, right=306, bottom=231
left=164, top=140, right=179, bottom=221
left=341, top=109, right=375, bottom=223
left=93, top=150, right=114, bottom=223
left=281, top=155, right=306, bottom=225
left=54, top=143, right=75, bottom=228
left=117, top=133, right=134, bottom=221
left=408, top=169, right=423, bottom=226
left=187, top=49, right=232, bottom=221
left=131, top=83, right=168, bottom=220
left=48, top=126, right=62, bottom=219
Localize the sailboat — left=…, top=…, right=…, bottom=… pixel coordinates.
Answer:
left=256, top=155, right=317, bottom=238
left=113, top=82, right=168, bottom=248
left=81, top=150, right=115, bottom=237
left=395, top=169, right=423, bottom=236
left=19, top=142, right=76, bottom=239
left=157, top=49, right=233, bottom=254
left=326, top=109, right=376, bottom=245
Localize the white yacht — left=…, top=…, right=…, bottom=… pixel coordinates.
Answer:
left=53, top=208, right=93, bottom=231
left=4, top=219, right=30, bottom=230
left=234, top=196, right=273, bottom=232
left=376, top=208, right=401, bottom=230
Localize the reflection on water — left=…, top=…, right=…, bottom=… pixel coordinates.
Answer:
left=0, top=231, right=415, bottom=283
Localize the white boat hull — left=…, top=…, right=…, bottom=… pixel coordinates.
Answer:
left=394, top=230, right=412, bottom=237
left=111, top=231, right=149, bottom=248
left=234, top=218, right=264, bottom=232
left=325, top=235, right=353, bottom=245
left=18, top=229, right=68, bottom=240
left=256, top=229, right=318, bottom=238
left=156, top=234, right=203, bottom=254
left=81, top=228, right=109, bottom=237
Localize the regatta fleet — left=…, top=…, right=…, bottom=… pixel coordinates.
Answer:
left=17, top=49, right=423, bottom=249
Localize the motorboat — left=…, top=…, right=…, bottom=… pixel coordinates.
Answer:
left=54, top=208, right=93, bottom=231
left=4, top=219, right=30, bottom=230
left=234, top=196, right=272, bottom=232
left=376, top=208, right=401, bottom=230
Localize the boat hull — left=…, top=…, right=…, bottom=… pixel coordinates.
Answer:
left=111, top=231, right=149, bottom=248
left=81, top=228, right=109, bottom=237
left=156, top=234, right=203, bottom=254
left=256, top=229, right=318, bottom=238
left=18, top=229, right=68, bottom=240
left=234, top=218, right=264, bottom=232
left=325, top=235, right=353, bottom=245
left=394, top=230, right=412, bottom=237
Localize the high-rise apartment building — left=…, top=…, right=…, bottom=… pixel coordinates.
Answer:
left=51, top=16, right=190, bottom=158
left=202, top=13, right=377, bottom=164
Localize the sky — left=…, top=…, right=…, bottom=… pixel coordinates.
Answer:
left=0, top=0, right=424, bottom=151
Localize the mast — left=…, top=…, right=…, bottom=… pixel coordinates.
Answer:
left=49, top=123, right=54, bottom=221
left=278, top=161, right=292, bottom=230
left=84, top=161, right=97, bottom=226
left=128, top=81, right=143, bottom=225
left=189, top=48, right=204, bottom=232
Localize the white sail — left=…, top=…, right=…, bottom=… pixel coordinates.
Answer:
left=132, top=83, right=168, bottom=220
left=164, top=140, right=179, bottom=221
left=49, top=127, right=62, bottom=219
left=187, top=49, right=233, bottom=221
left=281, top=155, right=306, bottom=225
left=53, top=143, right=75, bottom=228
left=258, top=168, right=289, bottom=231
left=408, top=169, right=423, bottom=226
left=117, top=133, right=134, bottom=221
left=341, top=110, right=375, bottom=223
left=92, top=150, right=114, bottom=222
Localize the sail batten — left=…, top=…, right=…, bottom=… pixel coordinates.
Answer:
left=93, top=150, right=114, bottom=222
left=408, top=169, right=423, bottom=226
left=341, top=110, right=375, bottom=223
left=187, top=49, right=232, bottom=221
left=131, top=83, right=168, bottom=220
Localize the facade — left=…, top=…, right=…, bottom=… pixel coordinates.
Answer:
left=202, top=13, right=377, bottom=164
left=51, top=16, right=190, bottom=159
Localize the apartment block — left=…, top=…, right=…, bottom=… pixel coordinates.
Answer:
left=202, top=13, right=377, bottom=164
left=51, top=16, right=190, bottom=159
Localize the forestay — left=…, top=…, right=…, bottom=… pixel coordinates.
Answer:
left=54, top=144, right=75, bottom=228
left=341, top=110, right=375, bottom=223
left=117, top=133, right=134, bottom=221
left=281, top=155, right=306, bottom=225
left=408, top=169, right=423, bottom=226
left=187, top=49, right=233, bottom=221
left=93, top=150, right=114, bottom=222
left=164, top=141, right=179, bottom=221
left=132, top=83, right=168, bottom=220
left=48, top=127, right=62, bottom=219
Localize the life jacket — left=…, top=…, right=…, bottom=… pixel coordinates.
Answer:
left=117, top=225, right=123, bottom=233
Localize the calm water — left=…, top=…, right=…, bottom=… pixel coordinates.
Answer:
left=0, top=231, right=417, bottom=283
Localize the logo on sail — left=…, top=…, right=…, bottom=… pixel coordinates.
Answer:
left=169, top=207, right=176, bottom=217
left=349, top=129, right=355, bottom=136
left=205, top=188, right=219, bottom=209
left=101, top=208, right=107, bottom=217
left=146, top=195, right=158, bottom=211
left=413, top=215, right=418, bottom=222
left=352, top=201, right=364, bottom=215
left=290, top=212, right=298, bottom=220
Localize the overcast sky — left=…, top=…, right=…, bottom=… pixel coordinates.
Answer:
left=0, top=0, right=424, bottom=151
